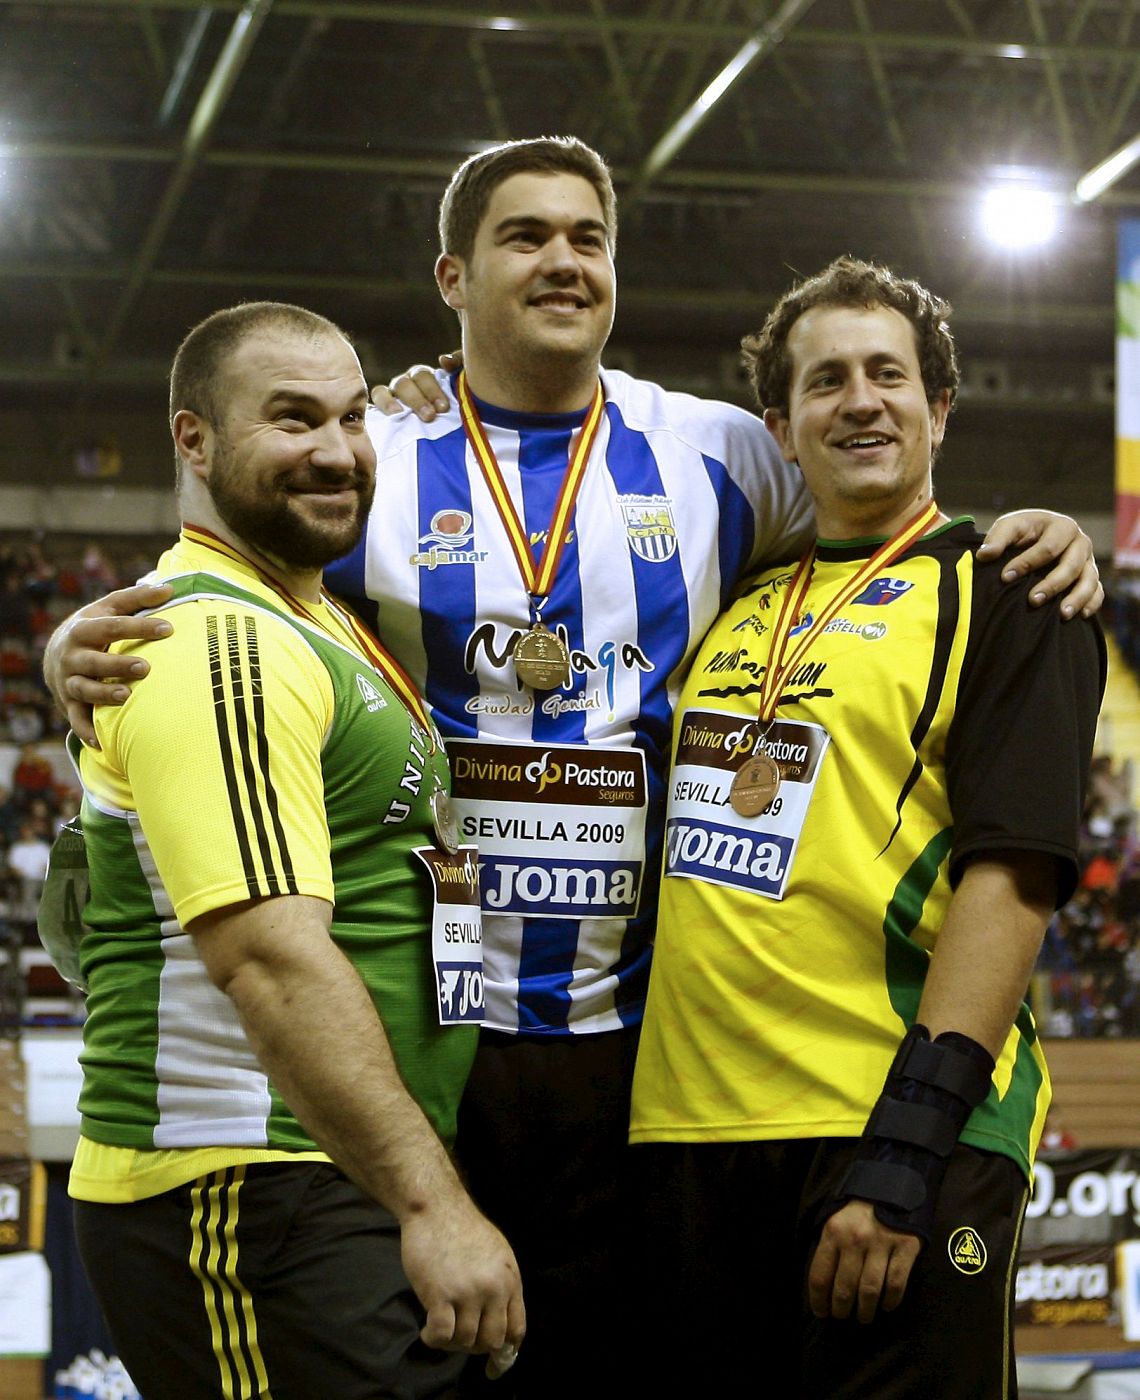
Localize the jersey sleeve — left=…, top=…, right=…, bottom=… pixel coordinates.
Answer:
left=945, top=556, right=1106, bottom=904
left=666, top=390, right=814, bottom=571
left=90, top=599, right=339, bottom=926
left=322, top=402, right=416, bottom=630
left=732, top=414, right=815, bottom=571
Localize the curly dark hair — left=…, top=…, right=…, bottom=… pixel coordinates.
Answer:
left=741, top=256, right=959, bottom=417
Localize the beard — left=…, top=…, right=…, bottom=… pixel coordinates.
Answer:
left=208, top=442, right=375, bottom=571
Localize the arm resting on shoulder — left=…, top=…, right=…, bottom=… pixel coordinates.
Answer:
left=977, top=510, right=1102, bottom=619
left=808, top=852, right=1055, bottom=1325
left=190, top=893, right=524, bottom=1357
left=43, top=583, right=175, bottom=745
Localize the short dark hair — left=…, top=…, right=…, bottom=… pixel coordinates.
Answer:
left=169, top=301, right=349, bottom=429
left=438, top=136, right=617, bottom=262
left=741, top=256, right=960, bottom=417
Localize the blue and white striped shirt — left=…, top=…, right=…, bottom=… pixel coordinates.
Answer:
left=326, top=367, right=813, bottom=1035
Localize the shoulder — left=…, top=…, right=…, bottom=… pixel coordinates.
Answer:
left=952, top=529, right=1107, bottom=697
left=110, top=590, right=326, bottom=681
left=600, top=369, right=783, bottom=464
left=365, top=384, right=463, bottom=462
left=97, top=597, right=333, bottom=760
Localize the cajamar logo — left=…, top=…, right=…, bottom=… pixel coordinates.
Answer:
left=948, top=1226, right=987, bottom=1275
left=412, top=507, right=489, bottom=570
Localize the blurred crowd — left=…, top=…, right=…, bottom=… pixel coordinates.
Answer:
left=0, top=536, right=159, bottom=745
left=1, top=533, right=165, bottom=1027
left=1107, top=575, right=1140, bottom=678
left=1036, top=753, right=1140, bottom=1037
left=2, top=741, right=79, bottom=918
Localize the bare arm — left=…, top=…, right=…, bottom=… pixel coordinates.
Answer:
left=977, top=511, right=1102, bottom=619
left=191, top=893, right=524, bottom=1358
left=808, top=852, right=1055, bottom=1324
left=915, top=853, right=1055, bottom=1052
left=42, top=583, right=175, bottom=745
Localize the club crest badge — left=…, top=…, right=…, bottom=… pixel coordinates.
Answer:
left=620, top=494, right=677, bottom=563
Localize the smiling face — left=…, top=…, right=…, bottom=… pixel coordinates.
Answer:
left=177, top=327, right=375, bottom=577
left=436, top=171, right=616, bottom=412
left=763, top=303, right=951, bottom=539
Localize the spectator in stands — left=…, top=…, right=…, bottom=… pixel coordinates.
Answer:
left=80, top=545, right=120, bottom=604
left=1, top=533, right=163, bottom=743
left=7, top=817, right=50, bottom=922
left=12, top=742, right=55, bottom=798
left=0, top=785, right=22, bottom=844
left=5, top=703, right=45, bottom=744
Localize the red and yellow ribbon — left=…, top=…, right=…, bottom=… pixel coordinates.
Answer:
left=457, top=371, right=605, bottom=605
left=754, top=499, right=942, bottom=724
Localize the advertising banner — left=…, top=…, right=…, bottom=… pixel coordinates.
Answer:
left=0, top=1157, right=45, bottom=1254
left=1115, top=219, right=1140, bottom=566
left=1018, top=1148, right=1140, bottom=1349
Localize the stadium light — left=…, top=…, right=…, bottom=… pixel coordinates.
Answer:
left=979, top=183, right=1061, bottom=251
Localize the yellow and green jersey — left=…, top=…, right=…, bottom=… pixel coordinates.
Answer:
left=630, top=520, right=1104, bottom=1178
left=71, top=531, right=474, bottom=1202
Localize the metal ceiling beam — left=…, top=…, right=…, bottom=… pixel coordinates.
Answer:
left=852, top=0, right=909, bottom=168
left=132, top=5, right=170, bottom=85
left=1062, top=0, right=1100, bottom=45
left=1024, top=0, right=1078, bottom=165
left=157, top=6, right=214, bottom=127
left=201, top=13, right=329, bottom=258
left=91, top=0, right=275, bottom=374
left=632, top=0, right=817, bottom=193
left=619, top=0, right=699, bottom=134
left=0, top=259, right=1112, bottom=331
left=1102, top=53, right=1140, bottom=150
left=467, top=33, right=511, bottom=142
left=4, top=1, right=1138, bottom=63
left=13, top=137, right=1140, bottom=206
left=1075, top=129, right=1140, bottom=202
left=942, top=0, right=976, bottom=38
left=583, top=0, right=642, bottom=148
left=524, top=0, right=619, bottom=151
left=628, top=0, right=725, bottom=160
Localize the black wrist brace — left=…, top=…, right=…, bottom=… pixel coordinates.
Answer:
left=832, top=1023, right=995, bottom=1243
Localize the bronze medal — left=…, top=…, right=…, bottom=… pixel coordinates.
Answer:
left=513, top=622, right=570, bottom=690
left=729, top=751, right=781, bottom=817
left=430, top=787, right=460, bottom=854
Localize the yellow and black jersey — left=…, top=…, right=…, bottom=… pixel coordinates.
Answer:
left=630, top=519, right=1105, bottom=1177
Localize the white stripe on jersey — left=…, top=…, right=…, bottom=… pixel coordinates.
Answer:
left=119, top=815, right=274, bottom=1145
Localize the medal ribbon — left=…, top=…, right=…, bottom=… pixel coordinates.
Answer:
left=754, top=499, right=942, bottom=725
left=457, top=371, right=605, bottom=608
left=322, top=594, right=436, bottom=743
left=182, top=524, right=436, bottom=744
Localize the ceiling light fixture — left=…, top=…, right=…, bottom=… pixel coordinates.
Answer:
left=1074, top=132, right=1140, bottom=204
left=979, top=184, right=1061, bottom=250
